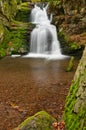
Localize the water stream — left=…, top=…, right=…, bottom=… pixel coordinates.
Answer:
left=24, top=4, right=67, bottom=59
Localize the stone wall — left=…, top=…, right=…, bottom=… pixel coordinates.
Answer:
left=64, top=46, right=86, bottom=130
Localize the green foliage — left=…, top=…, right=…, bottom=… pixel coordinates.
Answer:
left=69, top=42, right=79, bottom=50
left=16, top=0, right=22, bottom=4
left=0, top=48, right=6, bottom=58
left=0, top=1, right=30, bottom=57
left=0, top=0, right=17, bottom=20
left=39, top=0, right=60, bottom=7
left=2, top=27, right=27, bottom=54
left=31, top=0, right=41, bottom=2
left=16, top=2, right=30, bottom=22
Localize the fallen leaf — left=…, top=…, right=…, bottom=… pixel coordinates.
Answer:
left=52, top=121, right=65, bottom=130
left=9, top=102, right=24, bottom=112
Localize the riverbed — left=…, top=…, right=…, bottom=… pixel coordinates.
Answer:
left=0, top=56, right=78, bottom=130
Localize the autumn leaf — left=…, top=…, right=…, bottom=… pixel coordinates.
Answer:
left=52, top=121, right=65, bottom=130
left=9, top=102, right=23, bottom=112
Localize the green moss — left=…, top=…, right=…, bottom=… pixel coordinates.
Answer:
left=70, top=43, right=78, bottom=50
left=16, top=0, right=22, bottom=4
left=66, top=79, right=79, bottom=102
left=64, top=110, right=85, bottom=130
left=64, top=72, right=86, bottom=130
left=3, top=27, right=28, bottom=54
left=14, top=111, right=56, bottom=130
left=0, top=48, right=6, bottom=58
left=17, top=2, right=30, bottom=11
left=64, top=35, right=79, bottom=51
left=0, top=1, right=31, bottom=57
left=66, top=56, right=74, bottom=72
left=0, top=23, right=4, bottom=43
left=58, top=29, right=80, bottom=53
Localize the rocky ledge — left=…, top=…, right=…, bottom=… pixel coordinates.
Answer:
left=50, top=0, right=86, bottom=54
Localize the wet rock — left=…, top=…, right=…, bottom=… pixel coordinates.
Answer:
left=18, top=47, right=28, bottom=54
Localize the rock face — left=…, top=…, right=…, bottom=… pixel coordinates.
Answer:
left=51, top=0, right=86, bottom=48
left=0, top=0, right=30, bottom=57
left=13, top=111, right=56, bottom=130
left=64, top=46, right=86, bottom=130
left=62, top=0, right=86, bottom=15
left=0, top=0, right=21, bottom=57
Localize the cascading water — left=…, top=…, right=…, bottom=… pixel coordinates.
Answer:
left=24, top=4, right=67, bottom=59
left=31, top=4, right=50, bottom=24
left=30, top=24, right=61, bottom=54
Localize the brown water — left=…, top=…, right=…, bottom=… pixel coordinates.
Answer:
left=0, top=56, right=78, bottom=130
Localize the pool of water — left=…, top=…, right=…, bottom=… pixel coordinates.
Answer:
left=0, top=56, right=79, bottom=129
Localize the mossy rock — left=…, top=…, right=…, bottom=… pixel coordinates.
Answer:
left=66, top=56, right=74, bottom=72
left=3, top=26, right=28, bottom=55
left=58, top=28, right=83, bottom=56
left=0, top=0, right=30, bottom=57
left=64, top=47, right=86, bottom=130
left=13, top=111, right=56, bottom=130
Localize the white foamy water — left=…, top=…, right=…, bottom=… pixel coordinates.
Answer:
left=23, top=4, right=68, bottom=59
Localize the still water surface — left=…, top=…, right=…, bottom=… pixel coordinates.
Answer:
left=0, top=57, right=79, bottom=129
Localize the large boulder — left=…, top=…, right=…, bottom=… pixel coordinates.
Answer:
left=13, top=111, right=56, bottom=130
left=64, top=46, right=86, bottom=130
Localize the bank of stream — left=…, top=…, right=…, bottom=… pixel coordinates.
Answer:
left=0, top=56, right=79, bottom=130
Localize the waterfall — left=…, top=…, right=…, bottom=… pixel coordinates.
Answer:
left=24, top=4, right=67, bottom=59
left=30, top=24, right=61, bottom=54
left=31, top=4, right=50, bottom=24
